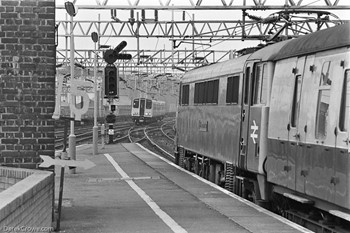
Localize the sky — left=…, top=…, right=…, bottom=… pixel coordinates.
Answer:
left=55, top=0, right=350, bottom=54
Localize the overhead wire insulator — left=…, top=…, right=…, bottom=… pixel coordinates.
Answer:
left=110, top=9, right=115, bottom=19
left=247, top=14, right=262, bottom=21
left=262, top=16, right=280, bottom=24
left=129, top=10, right=135, bottom=26
left=154, top=10, right=158, bottom=21
left=141, top=9, right=145, bottom=21
left=111, top=9, right=120, bottom=22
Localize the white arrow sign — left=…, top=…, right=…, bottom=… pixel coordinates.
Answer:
left=39, top=155, right=95, bottom=170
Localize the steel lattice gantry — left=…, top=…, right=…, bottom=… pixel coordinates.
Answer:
left=56, top=49, right=233, bottom=73
left=55, top=0, right=350, bottom=73
left=56, top=0, right=350, bottom=10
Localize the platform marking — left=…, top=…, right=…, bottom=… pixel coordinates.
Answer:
left=136, top=144, right=314, bottom=233
left=104, top=153, right=187, bottom=233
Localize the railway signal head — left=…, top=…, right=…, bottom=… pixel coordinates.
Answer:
left=103, top=41, right=132, bottom=64
left=104, top=64, right=118, bottom=98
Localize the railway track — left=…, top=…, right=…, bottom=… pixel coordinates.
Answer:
left=54, top=118, right=176, bottom=159
left=112, top=118, right=176, bottom=162
left=54, top=121, right=134, bottom=150
left=143, top=120, right=175, bottom=159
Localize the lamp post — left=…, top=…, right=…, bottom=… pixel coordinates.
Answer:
left=65, top=1, right=77, bottom=173
left=91, top=32, right=99, bottom=156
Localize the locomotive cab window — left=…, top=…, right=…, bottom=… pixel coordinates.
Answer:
left=146, top=99, right=152, bottom=109
left=252, top=63, right=268, bottom=105
left=316, top=61, right=332, bottom=139
left=339, top=70, right=350, bottom=132
left=226, top=76, right=240, bottom=104
left=181, top=84, right=190, bottom=105
left=133, top=99, right=139, bottom=108
left=291, top=75, right=302, bottom=128
left=244, top=67, right=250, bottom=105
left=178, top=83, right=182, bottom=105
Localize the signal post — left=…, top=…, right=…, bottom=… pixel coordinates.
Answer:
left=103, top=41, right=132, bottom=143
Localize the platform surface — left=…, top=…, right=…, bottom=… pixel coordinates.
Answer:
left=55, top=143, right=312, bottom=233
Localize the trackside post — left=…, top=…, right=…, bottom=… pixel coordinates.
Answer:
left=101, top=124, right=105, bottom=148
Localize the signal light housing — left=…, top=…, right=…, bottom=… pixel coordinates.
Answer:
left=104, top=64, right=118, bottom=98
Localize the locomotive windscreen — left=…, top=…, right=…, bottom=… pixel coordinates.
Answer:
left=133, top=99, right=139, bottom=108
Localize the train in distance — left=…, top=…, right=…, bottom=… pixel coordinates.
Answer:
left=131, top=98, right=166, bottom=125
left=174, top=23, right=350, bottom=229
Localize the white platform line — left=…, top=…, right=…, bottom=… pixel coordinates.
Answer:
left=136, top=144, right=314, bottom=233
left=104, top=153, right=187, bottom=233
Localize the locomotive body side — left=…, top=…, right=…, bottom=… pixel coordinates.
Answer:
left=177, top=55, right=248, bottom=164
left=176, top=41, right=291, bottom=200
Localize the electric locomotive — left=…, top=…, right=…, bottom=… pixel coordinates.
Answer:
left=175, top=23, right=350, bottom=227
left=131, top=98, right=166, bottom=124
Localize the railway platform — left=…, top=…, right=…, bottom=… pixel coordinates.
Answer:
left=55, top=143, right=312, bottom=233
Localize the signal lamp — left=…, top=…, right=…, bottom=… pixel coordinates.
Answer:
left=104, top=64, right=118, bottom=97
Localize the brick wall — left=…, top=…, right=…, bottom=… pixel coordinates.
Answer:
left=0, top=0, right=56, bottom=168
left=0, top=167, right=54, bottom=231
left=0, top=167, right=34, bottom=192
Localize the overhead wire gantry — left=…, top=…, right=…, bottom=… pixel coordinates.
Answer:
left=55, top=0, right=349, bottom=73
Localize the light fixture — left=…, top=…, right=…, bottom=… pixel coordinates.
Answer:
left=65, top=1, right=77, bottom=17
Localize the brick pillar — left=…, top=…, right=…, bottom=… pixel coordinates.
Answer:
left=0, top=0, right=56, bottom=169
